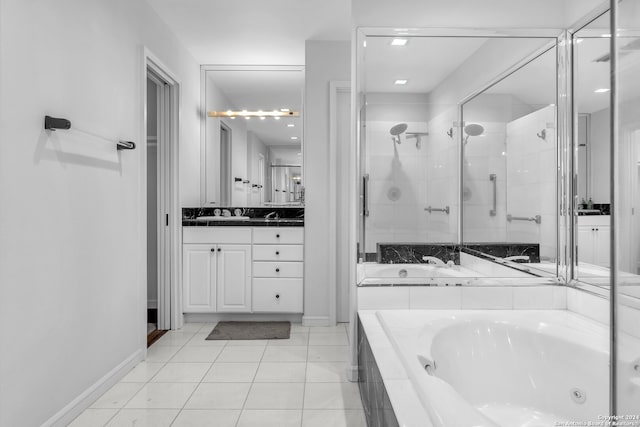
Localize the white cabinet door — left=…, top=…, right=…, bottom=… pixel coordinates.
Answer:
left=577, top=226, right=596, bottom=264
left=595, top=225, right=611, bottom=267
left=216, top=244, right=252, bottom=312
left=183, top=245, right=216, bottom=312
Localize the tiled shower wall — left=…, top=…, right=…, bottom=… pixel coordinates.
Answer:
left=364, top=94, right=458, bottom=253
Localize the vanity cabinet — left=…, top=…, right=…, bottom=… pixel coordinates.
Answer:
left=182, top=226, right=304, bottom=314
left=252, top=228, right=304, bottom=313
left=577, top=216, right=610, bottom=267
left=183, top=228, right=252, bottom=313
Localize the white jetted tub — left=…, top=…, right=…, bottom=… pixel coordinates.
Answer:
left=375, top=310, right=640, bottom=427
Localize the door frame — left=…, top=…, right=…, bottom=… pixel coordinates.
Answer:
left=142, top=48, right=182, bottom=343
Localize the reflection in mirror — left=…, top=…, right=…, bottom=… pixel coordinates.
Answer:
left=357, top=33, right=558, bottom=279
left=573, top=12, right=613, bottom=287
left=461, top=46, right=558, bottom=277
left=201, top=66, right=304, bottom=207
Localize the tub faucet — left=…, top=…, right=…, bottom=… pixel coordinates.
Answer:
left=422, top=256, right=445, bottom=266
left=265, top=211, right=280, bottom=220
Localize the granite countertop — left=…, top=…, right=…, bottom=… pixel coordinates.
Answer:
left=181, top=207, right=304, bottom=227
left=182, top=218, right=304, bottom=227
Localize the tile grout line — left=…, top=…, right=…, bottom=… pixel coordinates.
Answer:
left=169, top=322, right=227, bottom=426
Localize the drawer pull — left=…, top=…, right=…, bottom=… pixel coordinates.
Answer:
left=275, top=294, right=280, bottom=299
left=276, top=234, right=280, bottom=238
left=275, top=268, right=280, bottom=272
left=211, top=248, right=215, bottom=252
left=217, top=247, right=221, bottom=252
left=276, top=251, right=280, bottom=255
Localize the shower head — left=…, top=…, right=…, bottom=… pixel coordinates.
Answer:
left=464, top=123, right=484, bottom=137
left=463, top=123, right=484, bottom=144
left=390, top=123, right=408, bottom=144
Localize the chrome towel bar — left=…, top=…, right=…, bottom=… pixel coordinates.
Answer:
left=425, top=206, right=450, bottom=214
left=507, top=214, right=542, bottom=224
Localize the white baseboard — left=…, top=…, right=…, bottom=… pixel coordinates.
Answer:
left=347, top=364, right=359, bottom=382
left=44, top=349, right=144, bottom=427
left=184, top=313, right=303, bottom=324
left=302, top=316, right=332, bottom=327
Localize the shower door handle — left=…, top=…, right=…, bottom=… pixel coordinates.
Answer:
left=363, top=174, right=370, bottom=217
left=489, top=174, right=497, bottom=216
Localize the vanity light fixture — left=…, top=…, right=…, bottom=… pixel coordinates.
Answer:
left=394, top=79, right=408, bottom=85
left=391, top=38, right=408, bottom=46
left=291, top=136, right=299, bottom=140
left=594, top=88, right=610, bottom=93
left=208, top=110, right=299, bottom=118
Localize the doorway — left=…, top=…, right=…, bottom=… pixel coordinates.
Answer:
left=144, top=54, right=181, bottom=345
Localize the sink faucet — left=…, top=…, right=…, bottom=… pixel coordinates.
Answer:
left=422, top=256, right=445, bottom=266
left=265, top=211, right=280, bottom=220
left=222, top=209, right=231, bottom=217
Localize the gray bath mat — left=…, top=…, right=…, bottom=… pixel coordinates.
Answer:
left=206, top=321, right=291, bottom=340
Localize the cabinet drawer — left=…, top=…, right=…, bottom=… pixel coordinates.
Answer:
left=253, top=245, right=303, bottom=261
left=252, top=279, right=303, bottom=313
left=253, top=261, right=303, bottom=278
left=253, top=227, right=304, bottom=244
left=183, top=227, right=252, bottom=244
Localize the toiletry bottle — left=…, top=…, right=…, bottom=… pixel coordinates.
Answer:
left=587, top=198, right=593, bottom=210
left=580, top=198, right=586, bottom=209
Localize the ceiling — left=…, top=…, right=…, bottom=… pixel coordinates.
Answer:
left=146, top=0, right=349, bottom=147
left=146, top=0, right=351, bottom=65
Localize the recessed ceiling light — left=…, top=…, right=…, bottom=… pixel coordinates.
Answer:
left=280, top=108, right=290, bottom=112
left=291, top=136, right=298, bottom=140
left=260, top=116, right=266, bottom=120
left=297, top=152, right=302, bottom=155
left=575, top=38, right=584, bottom=44
left=287, top=124, right=295, bottom=128
left=391, top=38, right=408, bottom=46
left=245, top=116, right=251, bottom=120
left=274, top=116, right=280, bottom=120
left=594, top=88, right=610, bottom=93
left=394, top=79, right=408, bottom=85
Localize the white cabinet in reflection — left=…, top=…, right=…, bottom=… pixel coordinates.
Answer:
left=577, top=216, right=610, bottom=268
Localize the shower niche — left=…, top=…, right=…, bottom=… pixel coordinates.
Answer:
left=356, top=30, right=561, bottom=280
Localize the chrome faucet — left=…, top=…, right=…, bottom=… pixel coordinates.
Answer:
left=265, top=211, right=280, bottom=220
left=422, top=256, right=445, bottom=266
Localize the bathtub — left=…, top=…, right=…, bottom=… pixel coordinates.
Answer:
left=371, top=310, right=640, bottom=427
left=357, top=262, right=481, bottom=286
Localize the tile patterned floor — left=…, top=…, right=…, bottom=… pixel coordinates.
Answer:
left=69, top=323, right=365, bottom=427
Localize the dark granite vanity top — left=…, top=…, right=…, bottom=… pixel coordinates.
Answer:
left=182, top=207, right=304, bottom=227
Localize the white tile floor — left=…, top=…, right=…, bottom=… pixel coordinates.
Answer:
left=69, top=323, right=366, bottom=427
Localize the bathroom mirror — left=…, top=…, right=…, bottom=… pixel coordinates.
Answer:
left=357, top=31, right=559, bottom=278
left=461, top=44, right=559, bottom=276
left=201, top=65, right=304, bottom=207
left=573, top=10, right=640, bottom=301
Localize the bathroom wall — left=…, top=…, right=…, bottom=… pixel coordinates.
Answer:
left=204, top=75, right=250, bottom=206
left=246, top=131, right=269, bottom=205
left=505, top=105, right=557, bottom=259
left=589, top=107, right=610, bottom=204
left=304, top=40, right=351, bottom=324
left=0, top=0, right=200, bottom=425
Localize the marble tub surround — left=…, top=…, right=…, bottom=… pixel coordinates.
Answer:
left=182, top=207, right=304, bottom=227
left=377, top=244, right=459, bottom=265
left=357, top=318, right=400, bottom=427
left=462, top=243, right=540, bottom=263
left=357, top=313, right=432, bottom=427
